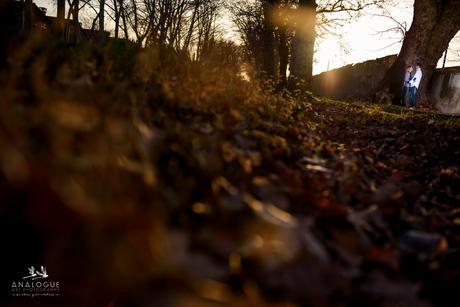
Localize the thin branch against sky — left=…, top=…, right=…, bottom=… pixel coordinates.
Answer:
left=33, top=0, right=460, bottom=73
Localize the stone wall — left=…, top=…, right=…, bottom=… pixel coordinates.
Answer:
left=312, top=55, right=397, bottom=100
left=430, top=67, right=460, bottom=114
left=312, top=55, right=460, bottom=115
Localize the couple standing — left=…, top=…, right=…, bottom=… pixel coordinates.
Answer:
left=402, top=63, right=423, bottom=109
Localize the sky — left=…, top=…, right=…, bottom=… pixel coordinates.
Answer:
left=34, top=0, right=460, bottom=75
left=312, top=0, right=460, bottom=74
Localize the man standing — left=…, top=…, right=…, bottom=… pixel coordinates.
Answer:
left=408, top=63, right=423, bottom=109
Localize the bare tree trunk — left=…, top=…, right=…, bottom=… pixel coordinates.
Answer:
left=289, top=0, right=317, bottom=91
left=57, top=0, right=66, bottom=30
left=99, top=0, right=106, bottom=43
left=114, top=0, right=119, bottom=38
left=379, top=0, right=460, bottom=104
left=262, top=0, right=277, bottom=80
left=442, top=49, right=447, bottom=68
left=121, top=2, right=129, bottom=39
left=278, top=26, right=289, bottom=87
left=168, top=1, right=187, bottom=49
left=72, top=0, right=79, bottom=22
left=158, top=2, right=169, bottom=45
left=72, top=0, right=80, bottom=43
left=183, top=0, right=200, bottom=53
left=23, top=0, right=33, bottom=36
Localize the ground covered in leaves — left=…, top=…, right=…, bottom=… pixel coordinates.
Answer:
left=1, top=43, right=460, bottom=307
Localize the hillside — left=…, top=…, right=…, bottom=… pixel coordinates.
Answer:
left=1, top=43, right=460, bottom=307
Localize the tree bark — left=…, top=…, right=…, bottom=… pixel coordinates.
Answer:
left=379, top=0, right=460, bottom=104
left=262, top=0, right=277, bottom=80
left=278, top=26, right=289, bottom=87
left=183, top=0, right=200, bottom=53
left=23, top=0, right=33, bottom=36
left=120, top=2, right=129, bottom=39
left=72, top=0, right=80, bottom=43
left=113, top=0, right=119, bottom=38
left=57, top=0, right=65, bottom=30
left=99, top=0, right=106, bottom=43
left=72, top=0, right=79, bottom=22
left=289, top=0, right=317, bottom=91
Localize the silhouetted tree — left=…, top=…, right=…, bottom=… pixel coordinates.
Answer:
left=99, top=0, right=106, bottom=42
left=57, top=0, right=66, bottom=29
left=232, top=0, right=389, bottom=89
left=289, top=0, right=389, bottom=91
left=289, top=0, right=316, bottom=90
left=229, top=1, right=265, bottom=76
left=262, top=0, right=277, bottom=79
left=275, top=1, right=292, bottom=87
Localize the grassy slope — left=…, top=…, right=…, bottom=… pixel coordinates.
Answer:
left=1, top=44, right=460, bottom=306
